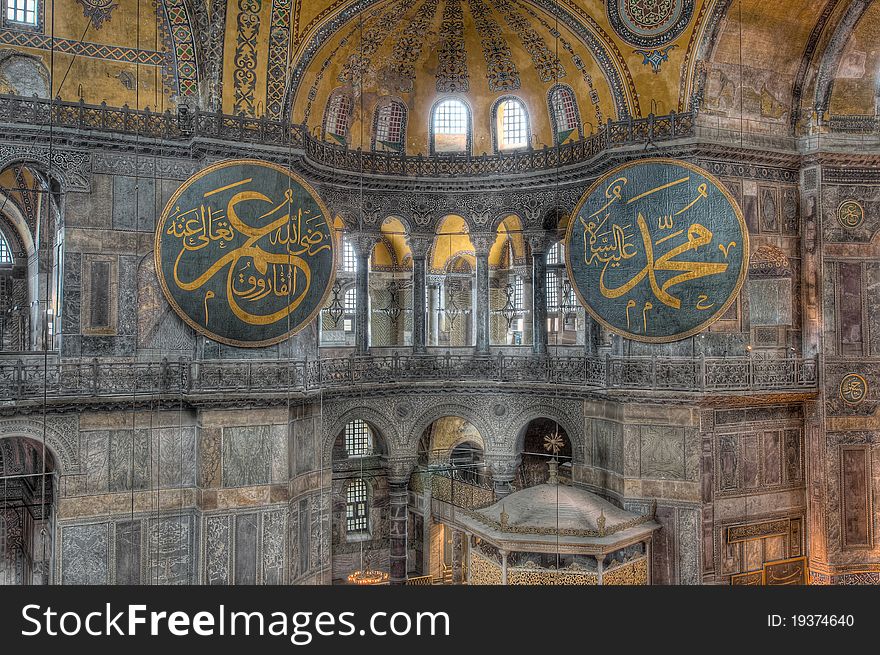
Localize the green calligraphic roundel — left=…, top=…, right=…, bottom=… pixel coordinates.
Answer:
left=565, top=158, right=749, bottom=343
left=155, top=159, right=336, bottom=347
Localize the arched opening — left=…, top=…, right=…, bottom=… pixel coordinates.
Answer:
left=517, top=418, right=573, bottom=488
left=370, top=217, right=412, bottom=347
left=418, top=416, right=487, bottom=583
left=0, top=162, right=60, bottom=353
left=429, top=215, right=474, bottom=347
left=0, top=436, right=57, bottom=585
left=431, top=98, right=470, bottom=154
left=549, top=85, right=581, bottom=145
left=372, top=98, right=408, bottom=152
left=489, top=214, right=529, bottom=346
left=545, top=238, right=583, bottom=346
left=331, top=419, right=389, bottom=584
left=493, top=97, right=530, bottom=151
left=323, top=89, right=354, bottom=145
left=320, top=225, right=357, bottom=347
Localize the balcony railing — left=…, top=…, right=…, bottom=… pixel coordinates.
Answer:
left=0, top=94, right=696, bottom=178
left=0, top=352, right=817, bottom=401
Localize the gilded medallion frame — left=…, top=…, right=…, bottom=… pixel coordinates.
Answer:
left=564, top=157, right=750, bottom=343
left=154, top=158, right=337, bottom=348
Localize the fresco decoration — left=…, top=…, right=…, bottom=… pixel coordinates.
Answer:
left=436, top=0, right=469, bottom=92
left=839, top=373, right=868, bottom=405
left=155, top=160, right=336, bottom=347
left=469, top=0, right=521, bottom=92
left=607, top=0, right=694, bottom=48
left=75, top=0, right=119, bottom=30
left=565, top=158, right=748, bottom=343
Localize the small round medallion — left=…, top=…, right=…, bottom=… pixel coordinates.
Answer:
left=837, top=200, right=864, bottom=230
left=840, top=373, right=868, bottom=405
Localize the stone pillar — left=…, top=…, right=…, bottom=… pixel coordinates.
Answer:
left=350, top=233, right=377, bottom=355
left=596, top=553, right=606, bottom=585
left=387, top=458, right=416, bottom=585
left=471, top=233, right=493, bottom=353
left=500, top=549, right=508, bottom=585
left=527, top=233, right=551, bottom=355
left=407, top=235, right=432, bottom=354
left=521, top=269, right=533, bottom=346
left=487, top=454, right=519, bottom=498
left=585, top=315, right=601, bottom=356
left=451, top=529, right=464, bottom=584
left=427, top=279, right=441, bottom=346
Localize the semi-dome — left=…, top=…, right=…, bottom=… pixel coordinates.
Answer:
left=290, top=0, right=624, bottom=156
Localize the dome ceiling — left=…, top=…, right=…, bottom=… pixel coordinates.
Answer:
left=2, top=1, right=879, bottom=141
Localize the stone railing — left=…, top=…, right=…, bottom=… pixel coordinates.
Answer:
left=0, top=94, right=695, bottom=178
left=0, top=352, right=818, bottom=401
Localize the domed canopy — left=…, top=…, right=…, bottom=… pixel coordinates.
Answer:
left=477, top=482, right=646, bottom=535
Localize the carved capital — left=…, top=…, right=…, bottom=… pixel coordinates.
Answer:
left=525, top=230, right=553, bottom=255
left=485, top=453, right=520, bottom=480
left=470, top=232, right=495, bottom=257
left=347, top=231, right=380, bottom=257
left=406, top=234, right=433, bottom=259
left=386, top=456, right=418, bottom=484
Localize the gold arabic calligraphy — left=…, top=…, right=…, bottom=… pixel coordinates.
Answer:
left=579, top=175, right=737, bottom=333
left=166, top=179, right=330, bottom=327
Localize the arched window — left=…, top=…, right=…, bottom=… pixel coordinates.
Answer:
left=344, top=419, right=373, bottom=457
left=432, top=98, right=469, bottom=154
left=549, top=85, right=580, bottom=144
left=6, top=0, right=38, bottom=25
left=373, top=98, right=407, bottom=152
left=0, top=231, right=12, bottom=265
left=324, top=90, right=353, bottom=145
left=513, top=275, right=523, bottom=310
left=494, top=97, right=529, bottom=151
left=342, top=239, right=357, bottom=272
left=346, top=479, right=369, bottom=534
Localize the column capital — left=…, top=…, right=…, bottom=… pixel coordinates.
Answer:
left=406, top=234, right=434, bottom=259
left=525, top=230, right=554, bottom=255
left=470, top=232, right=495, bottom=257
left=347, top=231, right=380, bottom=257
left=386, top=457, right=418, bottom=484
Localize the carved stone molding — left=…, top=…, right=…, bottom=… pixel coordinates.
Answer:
left=0, top=144, right=90, bottom=192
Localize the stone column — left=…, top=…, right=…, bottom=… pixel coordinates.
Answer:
left=596, top=553, right=606, bottom=585
left=387, top=458, right=416, bottom=585
left=350, top=233, right=377, bottom=355
left=407, top=235, right=432, bottom=354
left=520, top=269, right=533, bottom=346
left=427, top=278, right=441, bottom=346
left=471, top=233, right=494, bottom=353
left=500, top=549, right=508, bottom=585
left=451, top=528, right=464, bottom=584
left=585, top=315, right=601, bottom=356
left=527, top=233, right=551, bottom=355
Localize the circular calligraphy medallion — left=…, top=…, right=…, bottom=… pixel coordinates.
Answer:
left=837, top=200, right=864, bottom=230
left=565, top=158, right=749, bottom=343
left=607, top=0, right=694, bottom=47
left=155, top=159, right=336, bottom=347
left=839, top=373, right=868, bottom=405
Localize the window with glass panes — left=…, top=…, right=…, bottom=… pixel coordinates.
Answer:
left=326, top=93, right=352, bottom=138
left=0, top=232, right=11, bottom=264
left=546, top=241, right=564, bottom=265
left=513, top=275, right=523, bottom=310
left=433, top=99, right=467, bottom=135
left=344, top=419, right=373, bottom=457
left=346, top=479, right=369, bottom=533
left=500, top=99, right=527, bottom=149
left=551, top=87, right=578, bottom=133
left=546, top=269, right=559, bottom=309
left=375, top=101, right=405, bottom=146
left=6, top=0, right=37, bottom=24
left=342, top=239, right=357, bottom=272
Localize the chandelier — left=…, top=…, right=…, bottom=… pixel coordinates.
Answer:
left=325, top=280, right=345, bottom=324
left=347, top=569, right=390, bottom=585
left=380, top=279, right=404, bottom=322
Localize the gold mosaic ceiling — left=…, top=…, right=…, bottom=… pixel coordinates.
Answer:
left=0, top=0, right=877, bottom=149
